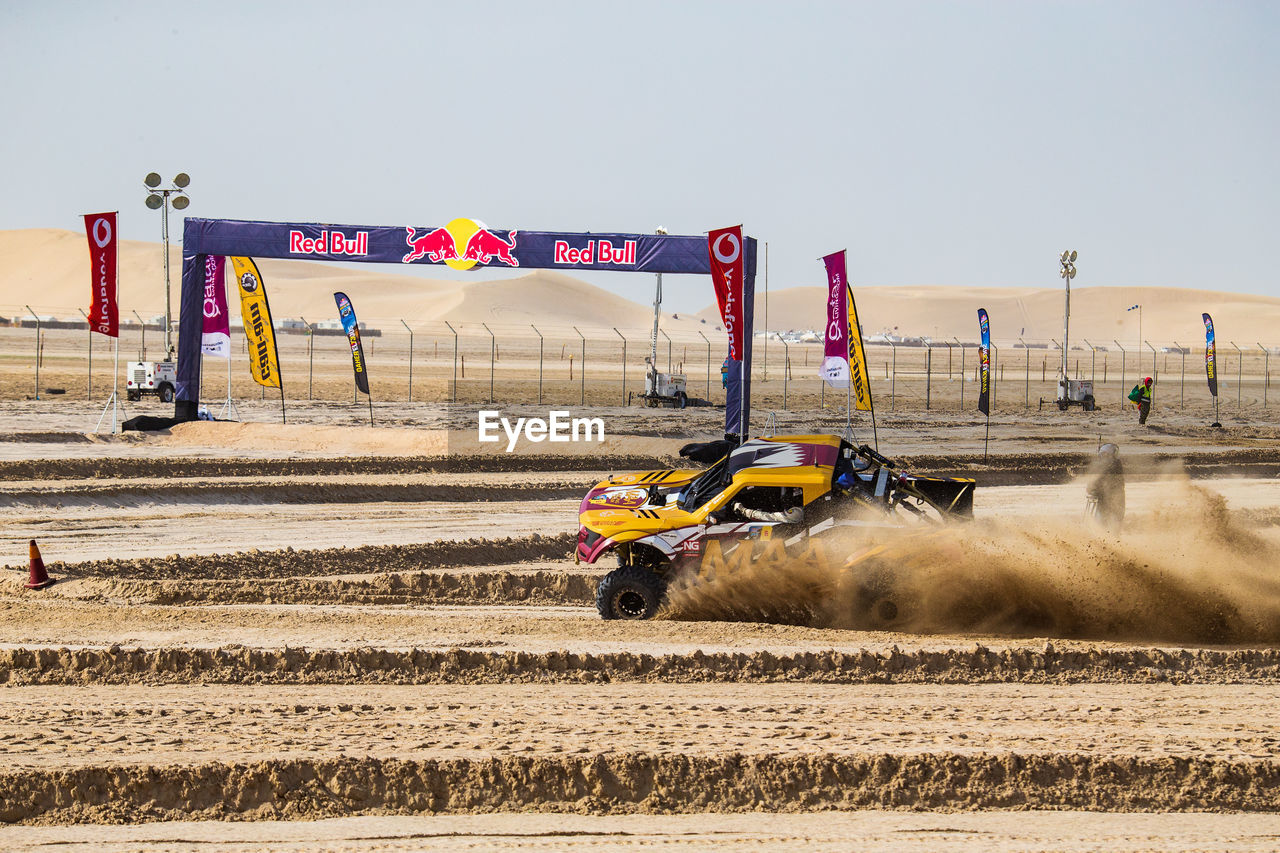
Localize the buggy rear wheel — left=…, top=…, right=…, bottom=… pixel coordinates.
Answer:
left=596, top=565, right=666, bottom=620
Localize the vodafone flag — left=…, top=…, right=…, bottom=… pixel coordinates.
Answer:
left=84, top=212, right=118, bottom=337
left=707, top=225, right=744, bottom=361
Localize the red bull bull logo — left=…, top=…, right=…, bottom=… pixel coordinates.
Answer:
left=402, top=217, right=518, bottom=270
left=403, top=227, right=458, bottom=263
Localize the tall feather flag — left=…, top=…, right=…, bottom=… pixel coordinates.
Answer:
left=335, top=291, right=374, bottom=426
left=230, top=256, right=285, bottom=422
left=1204, top=312, right=1220, bottom=427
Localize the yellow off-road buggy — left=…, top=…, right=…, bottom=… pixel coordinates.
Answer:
left=576, top=435, right=975, bottom=619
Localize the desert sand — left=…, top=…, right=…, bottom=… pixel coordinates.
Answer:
left=0, top=400, right=1277, bottom=851
left=2, top=227, right=1280, bottom=849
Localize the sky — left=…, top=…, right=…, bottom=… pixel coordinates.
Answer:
left=2, top=1, right=1277, bottom=314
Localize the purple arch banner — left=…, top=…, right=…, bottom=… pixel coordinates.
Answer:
left=178, top=217, right=756, bottom=435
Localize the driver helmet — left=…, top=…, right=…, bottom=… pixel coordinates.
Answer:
left=1098, top=443, right=1119, bottom=458
left=1144, top=377, right=1153, bottom=386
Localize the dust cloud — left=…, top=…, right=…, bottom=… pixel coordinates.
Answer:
left=664, top=472, right=1280, bottom=644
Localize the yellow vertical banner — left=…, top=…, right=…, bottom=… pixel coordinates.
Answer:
left=229, top=256, right=281, bottom=389
left=846, top=285, right=872, bottom=412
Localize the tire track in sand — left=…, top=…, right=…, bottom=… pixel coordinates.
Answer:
left=2, top=645, right=1277, bottom=686
left=1, top=753, right=1277, bottom=824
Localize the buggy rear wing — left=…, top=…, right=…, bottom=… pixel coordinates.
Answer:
left=854, top=444, right=975, bottom=520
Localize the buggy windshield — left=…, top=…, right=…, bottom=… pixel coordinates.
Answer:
left=676, top=454, right=732, bottom=512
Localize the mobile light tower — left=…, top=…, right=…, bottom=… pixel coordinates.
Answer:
left=1058, top=250, right=1076, bottom=394
left=1054, top=250, right=1093, bottom=410
left=143, top=172, right=190, bottom=360
left=641, top=226, right=688, bottom=407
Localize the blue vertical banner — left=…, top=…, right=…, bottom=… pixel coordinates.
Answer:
left=335, top=291, right=370, bottom=395
left=1202, top=312, right=1218, bottom=398
left=977, top=308, right=991, bottom=416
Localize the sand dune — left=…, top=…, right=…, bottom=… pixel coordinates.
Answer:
left=4, top=228, right=1279, bottom=343
left=703, top=284, right=1280, bottom=346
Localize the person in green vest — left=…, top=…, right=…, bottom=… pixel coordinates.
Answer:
left=1128, top=376, right=1153, bottom=425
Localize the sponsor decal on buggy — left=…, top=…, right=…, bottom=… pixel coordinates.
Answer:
left=587, top=488, right=649, bottom=508
left=657, top=527, right=701, bottom=551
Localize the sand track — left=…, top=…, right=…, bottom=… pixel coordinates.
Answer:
left=30, top=534, right=576, bottom=581
left=43, top=565, right=598, bottom=607
left=3, top=752, right=1278, bottom=824
left=3, top=448, right=1279, bottom=484
left=0, top=480, right=585, bottom=507
left=2, top=644, right=1277, bottom=686
left=2, top=415, right=1279, bottom=842
left=0, top=454, right=677, bottom=481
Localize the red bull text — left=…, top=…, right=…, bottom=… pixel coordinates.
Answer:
left=289, top=230, right=368, bottom=256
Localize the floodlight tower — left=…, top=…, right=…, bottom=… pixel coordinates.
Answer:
left=143, top=172, right=190, bottom=360
left=1058, top=249, right=1077, bottom=400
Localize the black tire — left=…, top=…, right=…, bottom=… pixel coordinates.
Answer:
left=127, top=390, right=140, bottom=402
left=1083, top=396, right=1096, bottom=412
left=596, top=565, right=666, bottom=620
left=852, top=569, right=905, bottom=630
left=675, top=391, right=688, bottom=409
left=157, top=383, right=175, bottom=403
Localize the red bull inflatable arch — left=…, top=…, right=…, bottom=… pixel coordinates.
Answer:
left=177, top=217, right=757, bottom=437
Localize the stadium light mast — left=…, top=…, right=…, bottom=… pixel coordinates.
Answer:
left=1058, top=250, right=1077, bottom=400
left=143, top=172, right=190, bottom=360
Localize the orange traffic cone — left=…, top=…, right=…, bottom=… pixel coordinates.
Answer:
left=25, top=540, right=54, bottom=589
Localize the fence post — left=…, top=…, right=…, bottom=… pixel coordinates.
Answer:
left=613, top=327, right=626, bottom=405
left=78, top=308, right=92, bottom=400
left=660, top=329, right=673, bottom=373
left=444, top=321, right=458, bottom=404
left=25, top=305, right=40, bottom=400
left=953, top=338, right=963, bottom=411
left=1114, top=341, right=1126, bottom=402
left=133, top=310, right=147, bottom=362
left=992, top=344, right=998, bottom=409
left=1083, top=339, right=1096, bottom=386
left=781, top=338, right=789, bottom=410
left=1145, top=342, right=1157, bottom=403
left=1259, top=343, right=1269, bottom=410
left=889, top=342, right=896, bottom=412
left=531, top=325, right=544, bottom=405
left=400, top=319, right=414, bottom=402
left=481, top=322, right=495, bottom=404
left=1175, top=341, right=1184, bottom=408
left=925, top=345, right=932, bottom=410
left=697, top=331, right=711, bottom=401
left=301, top=316, right=314, bottom=400
left=1232, top=342, right=1243, bottom=409
left=574, top=326, right=585, bottom=406
left=1019, top=338, right=1029, bottom=409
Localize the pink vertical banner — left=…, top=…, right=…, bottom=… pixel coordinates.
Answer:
left=819, top=250, right=851, bottom=388
left=84, top=212, right=118, bottom=337
left=707, top=225, right=744, bottom=361
left=201, top=255, right=230, bottom=357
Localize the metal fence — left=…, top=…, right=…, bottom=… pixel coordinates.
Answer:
left=2, top=320, right=1275, bottom=416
